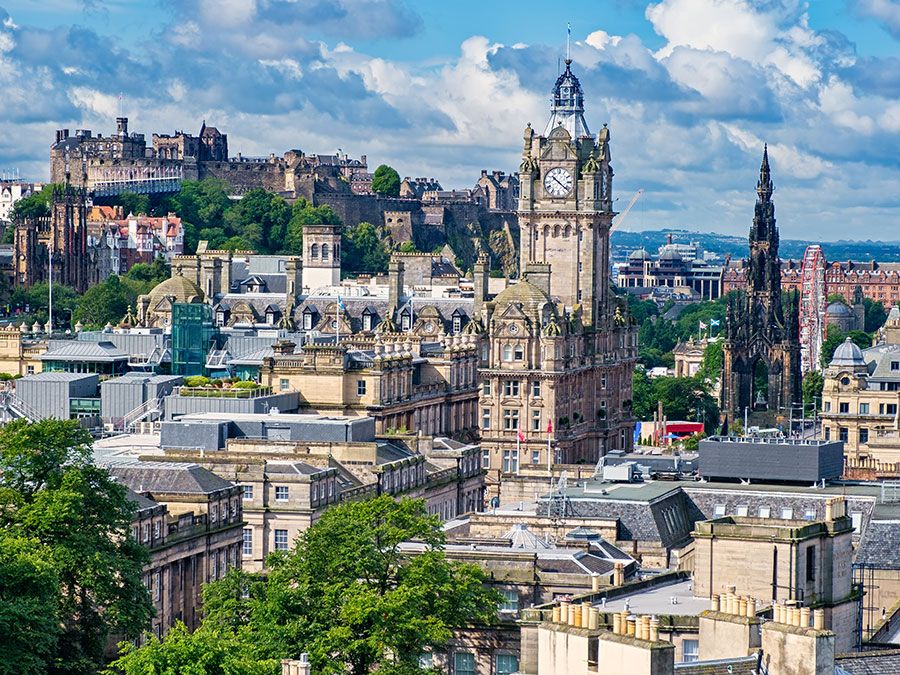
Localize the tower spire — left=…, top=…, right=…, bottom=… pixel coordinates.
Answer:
left=566, top=22, right=571, bottom=63
left=757, top=143, right=773, bottom=203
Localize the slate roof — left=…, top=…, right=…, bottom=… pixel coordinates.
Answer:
left=265, top=461, right=325, bottom=476
left=125, top=487, right=161, bottom=513
left=106, top=461, right=235, bottom=495
left=39, top=340, right=129, bottom=362
left=856, top=521, right=900, bottom=570
left=836, top=650, right=900, bottom=675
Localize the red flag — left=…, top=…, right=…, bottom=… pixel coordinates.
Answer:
left=517, top=429, right=525, bottom=442
left=547, top=419, right=553, bottom=434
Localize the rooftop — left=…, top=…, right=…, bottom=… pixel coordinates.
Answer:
left=595, top=578, right=710, bottom=616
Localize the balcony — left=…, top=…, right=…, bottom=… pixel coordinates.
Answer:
left=175, top=384, right=272, bottom=399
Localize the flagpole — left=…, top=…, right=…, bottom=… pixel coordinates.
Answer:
left=516, top=432, right=520, bottom=475
left=336, top=297, right=340, bottom=345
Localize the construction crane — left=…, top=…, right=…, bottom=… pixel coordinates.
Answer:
left=611, top=188, right=643, bottom=232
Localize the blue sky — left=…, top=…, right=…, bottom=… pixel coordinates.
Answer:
left=1, top=0, right=898, bottom=240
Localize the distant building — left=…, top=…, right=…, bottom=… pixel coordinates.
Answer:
left=476, top=170, right=518, bottom=211
left=616, top=244, right=724, bottom=300
left=0, top=180, right=42, bottom=222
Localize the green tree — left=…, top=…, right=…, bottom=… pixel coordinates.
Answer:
left=8, top=282, right=79, bottom=327
left=371, top=164, right=401, bottom=197
left=72, top=276, right=136, bottom=329
left=285, top=199, right=342, bottom=255
left=163, top=178, right=232, bottom=254
left=0, top=419, right=152, bottom=674
left=802, top=370, right=824, bottom=417
left=11, top=184, right=59, bottom=222
left=863, top=298, right=888, bottom=333
left=697, top=340, right=724, bottom=383
left=0, top=533, right=60, bottom=675
left=116, top=192, right=150, bottom=217
left=113, top=497, right=500, bottom=675
left=343, top=222, right=390, bottom=276
left=397, top=241, right=418, bottom=253
left=122, top=258, right=170, bottom=295
left=632, top=370, right=719, bottom=433
left=107, top=622, right=278, bottom=675
left=826, top=293, right=846, bottom=304
left=224, top=189, right=291, bottom=253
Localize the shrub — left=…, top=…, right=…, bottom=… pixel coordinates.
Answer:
left=184, top=375, right=210, bottom=387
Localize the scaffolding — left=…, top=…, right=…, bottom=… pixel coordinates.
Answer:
left=171, top=303, right=216, bottom=377
left=799, top=245, right=826, bottom=372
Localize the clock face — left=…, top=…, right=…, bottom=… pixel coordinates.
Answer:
left=544, top=167, right=573, bottom=197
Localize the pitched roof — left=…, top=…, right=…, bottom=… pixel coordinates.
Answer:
left=106, top=461, right=235, bottom=495
left=836, top=651, right=900, bottom=675
left=39, top=340, right=129, bottom=362
left=856, top=521, right=900, bottom=570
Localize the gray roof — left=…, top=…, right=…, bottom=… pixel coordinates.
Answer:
left=124, top=486, right=161, bottom=512
left=675, top=655, right=760, bottom=674
left=831, top=337, right=865, bottom=368
left=835, top=651, right=900, bottom=675
left=106, top=461, right=235, bottom=495
left=17, top=371, right=98, bottom=382
left=502, top=523, right=552, bottom=549
left=856, top=521, right=900, bottom=570
left=39, top=340, right=129, bottom=362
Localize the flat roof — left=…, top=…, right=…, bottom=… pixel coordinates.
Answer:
left=175, top=412, right=371, bottom=426
left=596, top=579, right=710, bottom=616
left=18, top=371, right=97, bottom=382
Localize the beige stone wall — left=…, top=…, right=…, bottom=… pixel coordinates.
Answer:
left=698, top=612, right=761, bottom=661
left=760, top=623, right=835, bottom=675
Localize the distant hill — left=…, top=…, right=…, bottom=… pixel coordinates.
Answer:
left=611, top=229, right=900, bottom=263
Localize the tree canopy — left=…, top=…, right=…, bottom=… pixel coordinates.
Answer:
left=371, top=164, right=400, bottom=197
left=632, top=369, right=719, bottom=433
left=109, top=496, right=500, bottom=675
left=0, top=419, right=151, bottom=674
left=342, top=222, right=390, bottom=276
left=820, top=328, right=872, bottom=367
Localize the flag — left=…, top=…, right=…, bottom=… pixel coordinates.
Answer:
left=710, top=319, right=720, bottom=327
left=547, top=419, right=553, bottom=434
left=567, top=22, right=571, bottom=37
left=337, top=296, right=346, bottom=310
left=699, top=321, right=708, bottom=329
left=517, top=429, right=526, bottom=442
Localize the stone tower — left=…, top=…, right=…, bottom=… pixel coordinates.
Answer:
left=302, top=223, right=341, bottom=292
left=722, top=147, right=801, bottom=425
left=517, top=58, right=614, bottom=327
left=475, top=57, right=638, bottom=486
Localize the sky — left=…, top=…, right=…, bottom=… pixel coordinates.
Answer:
left=1, top=0, right=898, bottom=241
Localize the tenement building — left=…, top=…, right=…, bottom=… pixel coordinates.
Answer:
left=477, top=58, right=637, bottom=478
left=722, top=147, right=801, bottom=425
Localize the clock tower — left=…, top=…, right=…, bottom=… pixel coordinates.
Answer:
left=518, top=58, right=614, bottom=327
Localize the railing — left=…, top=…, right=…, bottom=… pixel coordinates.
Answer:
left=174, top=385, right=272, bottom=399
left=123, top=397, right=163, bottom=432
left=0, top=391, right=46, bottom=422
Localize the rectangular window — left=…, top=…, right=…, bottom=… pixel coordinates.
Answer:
left=503, top=409, right=519, bottom=430
left=482, top=380, right=491, bottom=396
left=501, top=450, right=519, bottom=474
left=713, top=504, right=726, bottom=517
left=758, top=506, right=771, bottom=518
left=851, top=512, right=863, bottom=532
left=839, top=402, right=849, bottom=413
left=503, top=380, right=520, bottom=396
left=735, top=505, right=748, bottom=517
left=532, top=409, right=541, bottom=431
left=806, top=547, right=816, bottom=582
left=532, top=380, right=541, bottom=397
left=274, top=529, right=289, bottom=551
left=453, top=316, right=462, bottom=333
left=154, top=571, right=161, bottom=601
left=242, top=528, right=253, bottom=556
left=601, top=373, right=608, bottom=389
left=482, top=449, right=490, bottom=469
left=824, top=427, right=831, bottom=440
left=860, top=402, right=870, bottom=414
left=682, top=639, right=699, bottom=663
left=242, top=485, right=254, bottom=501
left=153, top=520, right=161, bottom=539
left=275, top=486, right=289, bottom=502
left=839, top=427, right=849, bottom=442
left=279, top=378, right=290, bottom=391
left=781, top=508, right=794, bottom=520
left=210, top=505, right=217, bottom=523
left=482, top=408, right=491, bottom=430
left=26, top=365, right=34, bottom=375
left=514, top=345, right=524, bottom=360
left=532, top=449, right=541, bottom=464
left=496, top=654, right=519, bottom=675
left=363, top=314, right=373, bottom=331
left=892, top=361, right=899, bottom=371
left=888, top=404, right=898, bottom=416
left=824, top=401, right=831, bottom=412
left=499, top=589, right=518, bottom=613
left=804, top=509, right=816, bottom=521
left=454, top=652, right=476, bottom=675
left=357, top=380, right=366, bottom=395
left=142, top=524, right=150, bottom=543
left=860, top=427, right=869, bottom=444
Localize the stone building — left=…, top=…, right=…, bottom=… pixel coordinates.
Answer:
left=301, top=223, right=341, bottom=292
left=13, top=184, right=93, bottom=293
left=476, top=170, right=519, bottom=211
left=477, top=58, right=637, bottom=481
left=721, top=147, right=801, bottom=425
left=108, top=462, right=245, bottom=636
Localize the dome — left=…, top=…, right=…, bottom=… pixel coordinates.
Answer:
left=830, top=337, right=865, bottom=368
left=826, top=301, right=852, bottom=317
left=629, top=248, right=651, bottom=261
left=492, top=278, right=554, bottom=319
left=147, top=273, right=205, bottom=308
left=659, top=249, right=683, bottom=262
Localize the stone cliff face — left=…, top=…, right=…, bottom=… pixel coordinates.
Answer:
left=315, top=190, right=520, bottom=276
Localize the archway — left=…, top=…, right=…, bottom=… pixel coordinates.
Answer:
left=752, top=358, right=769, bottom=410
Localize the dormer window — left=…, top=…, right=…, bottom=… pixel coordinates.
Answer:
left=363, top=313, right=373, bottom=331
left=401, top=312, right=411, bottom=331
left=453, top=316, right=462, bottom=333
left=302, top=309, right=314, bottom=331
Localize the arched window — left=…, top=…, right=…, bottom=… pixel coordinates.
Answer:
left=503, top=345, right=513, bottom=362
left=311, top=244, right=319, bottom=259
left=321, top=244, right=330, bottom=261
